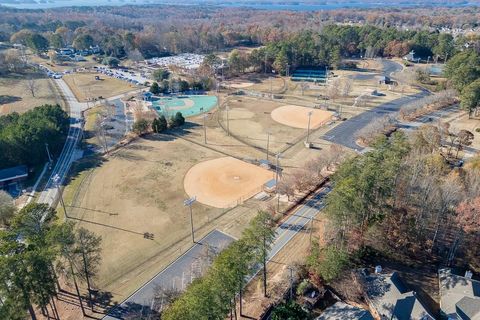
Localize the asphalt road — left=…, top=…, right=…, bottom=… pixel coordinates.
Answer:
left=323, top=60, right=430, bottom=150
left=37, top=79, right=88, bottom=207
left=103, top=230, right=234, bottom=319
left=268, top=186, right=330, bottom=260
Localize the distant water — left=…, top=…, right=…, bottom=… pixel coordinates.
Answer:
left=0, top=0, right=477, bottom=10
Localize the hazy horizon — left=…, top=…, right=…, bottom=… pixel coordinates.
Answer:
left=1, top=0, right=478, bottom=10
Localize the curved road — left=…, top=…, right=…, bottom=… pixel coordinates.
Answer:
left=323, top=60, right=430, bottom=150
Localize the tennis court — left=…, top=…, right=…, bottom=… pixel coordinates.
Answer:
left=152, top=95, right=218, bottom=117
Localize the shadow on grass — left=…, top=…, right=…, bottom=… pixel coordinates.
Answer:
left=0, top=95, right=22, bottom=105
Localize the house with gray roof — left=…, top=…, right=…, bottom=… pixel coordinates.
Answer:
left=439, top=268, right=480, bottom=320
left=364, top=271, right=434, bottom=320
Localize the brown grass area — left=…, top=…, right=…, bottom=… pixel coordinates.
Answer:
left=0, top=75, right=59, bottom=115
left=63, top=136, right=227, bottom=299
left=63, top=73, right=137, bottom=102
left=184, top=156, right=274, bottom=208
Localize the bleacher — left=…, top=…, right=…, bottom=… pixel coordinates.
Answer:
left=291, top=68, right=327, bottom=83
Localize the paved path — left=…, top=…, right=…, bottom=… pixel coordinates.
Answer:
left=323, top=60, right=430, bottom=150
left=103, top=230, right=234, bottom=319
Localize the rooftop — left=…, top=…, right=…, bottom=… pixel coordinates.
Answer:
left=439, top=268, right=480, bottom=320
left=0, top=165, right=28, bottom=183
left=364, top=271, right=434, bottom=320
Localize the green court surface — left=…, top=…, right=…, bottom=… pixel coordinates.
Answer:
left=152, top=95, right=218, bottom=117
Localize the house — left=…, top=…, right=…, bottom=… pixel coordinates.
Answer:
left=57, top=47, right=75, bottom=56
left=316, top=301, right=374, bottom=320
left=0, top=165, right=28, bottom=188
left=364, top=271, right=435, bottom=320
left=439, top=268, right=480, bottom=320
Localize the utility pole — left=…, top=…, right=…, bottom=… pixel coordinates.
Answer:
left=266, top=131, right=271, bottom=162
left=306, top=111, right=313, bottom=144
left=53, top=174, right=67, bottom=220
left=45, top=143, right=53, bottom=163
left=184, top=197, right=196, bottom=243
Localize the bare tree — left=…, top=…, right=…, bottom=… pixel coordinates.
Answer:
left=24, top=76, right=39, bottom=97
left=340, top=78, right=353, bottom=100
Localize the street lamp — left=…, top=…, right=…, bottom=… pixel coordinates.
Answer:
left=184, top=196, right=196, bottom=243
left=306, top=111, right=313, bottom=144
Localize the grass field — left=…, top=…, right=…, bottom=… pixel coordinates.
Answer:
left=64, top=137, right=231, bottom=296
left=63, top=72, right=138, bottom=102
left=0, top=75, right=60, bottom=115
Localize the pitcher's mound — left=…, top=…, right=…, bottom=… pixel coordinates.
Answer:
left=184, top=157, right=273, bottom=208
left=271, top=105, right=334, bottom=129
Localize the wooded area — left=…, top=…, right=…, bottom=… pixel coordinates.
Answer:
left=0, top=104, right=69, bottom=170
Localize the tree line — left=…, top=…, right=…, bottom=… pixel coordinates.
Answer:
left=3, top=4, right=478, bottom=66
left=0, top=199, right=102, bottom=320
left=305, top=130, right=480, bottom=287
left=0, top=104, right=69, bottom=170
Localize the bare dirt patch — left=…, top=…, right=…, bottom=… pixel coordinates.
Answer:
left=271, top=105, right=334, bottom=129
left=63, top=72, right=137, bottom=102
left=184, top=156, right=274, bottom=208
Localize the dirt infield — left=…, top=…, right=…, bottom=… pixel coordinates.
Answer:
left=184, top=157, right=273, bottom=208
left=271, top=105, right=334, bottom=129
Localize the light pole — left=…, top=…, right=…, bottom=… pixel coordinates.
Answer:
left=203, top=114, right=208, bottom=144
left=306, top=111, right=313, bottom=144
left=184, top=197, right=196, bottom=243
left=266, top=131, right=271, bottom=162
left=275, top=153, right=282, bottom=212
left=270, top=70, right=275, bottom=99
